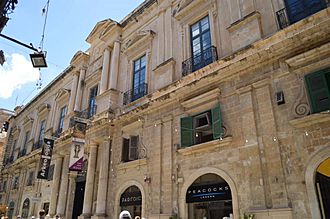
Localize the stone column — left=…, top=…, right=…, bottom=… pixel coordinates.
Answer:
left=65, top=174, right=77, bottom=219
left=81, top=143, right=98, bottom=218
left=100, top=48, right=111, bottom=94
left=56, top=154, right=69, bottom=216
left=108, top=41, right=120, bottom=90
left=68, top=72, right=79, bottom=114
left=49, top=156, right=63, bottom=217
left=95, top=140, right=110, bottom=217
left=74, top=68, right=87, bottom=112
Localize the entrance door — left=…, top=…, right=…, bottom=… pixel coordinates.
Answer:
left=315, top=158, right=330, bottom=219
left=72, top=181, right=85, bottom=219
left=120, top=186, right=142, bottom=218
left=187, top=174, right=233, bottom=219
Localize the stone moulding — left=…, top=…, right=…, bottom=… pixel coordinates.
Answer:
left=177, top=137, right=232, bottom=156
left=289, top=111, right=330, bottom=128
left=117, top=158, right=147, bottom=170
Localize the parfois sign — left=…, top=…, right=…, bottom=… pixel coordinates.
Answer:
left=37, top=138, right=54, bottom=179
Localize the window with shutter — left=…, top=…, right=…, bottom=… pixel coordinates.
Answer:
left=211, top=104, right=223, bottom=139
left=122, top=138, right=130, bottom=162
left=305, top=69, right=330, bottom=113
left=129, top=136, right=139, bottom=161
left=180, top=104, right=224, bottom=148
left=181, top=117, right=193, bottom=147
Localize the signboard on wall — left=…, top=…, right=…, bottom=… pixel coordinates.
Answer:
left=186, top=183, right=232, bottom=203
left=37, top=138, right=54, bottom=179
left=120, top=191, right=142, bottom=206
left=69, top=138, right=85, bottom=171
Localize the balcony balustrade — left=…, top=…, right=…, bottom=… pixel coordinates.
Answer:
left=182, top=46, right=218, bottom=76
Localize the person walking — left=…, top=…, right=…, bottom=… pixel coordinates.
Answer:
left=38, top=210, right=45, bottom=219
left=119, top=210, right=132, bottom=219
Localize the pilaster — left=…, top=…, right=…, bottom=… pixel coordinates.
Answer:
left=108, top=41, right=120, bottom=90
left=56, top=154, right=70, bottom=216
left=100, top=48, right=111, bottom=94
left=49, top=156, right=63, bottom=217
left=81, top=143, right=98, bottom=218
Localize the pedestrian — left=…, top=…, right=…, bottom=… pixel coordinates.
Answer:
left=38, top=210, right=45, bottom=219
left=119, top=210, right=132, bottom=219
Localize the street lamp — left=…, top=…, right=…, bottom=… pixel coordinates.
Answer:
left=30, top=52, right=47, bottom=68
left=0, top=33, right=47, bottom=68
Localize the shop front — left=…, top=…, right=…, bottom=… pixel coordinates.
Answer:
left=184, top=173, right=235, bottom=219
left=120, top=186, right=142, bottom=218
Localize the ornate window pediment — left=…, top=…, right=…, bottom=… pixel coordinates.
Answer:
left=37, top=103, right=50, bottom=115
left=55, top=88, right=70, bottom=101
left=122, top=30, right=155, bottom=56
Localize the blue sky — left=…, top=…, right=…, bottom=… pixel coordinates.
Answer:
left=0, top=0, right=144, bottom=111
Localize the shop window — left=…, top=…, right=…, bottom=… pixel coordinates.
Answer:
left=120, top=186, right=142, bottom=219
left=181, top=104, right=223, bottom=147
left=305, top=68, right=330, bottom=113
left=187, top=174, right=233, bottom=219
left=315, top=157, right=330, bottom=219
left=122, top=136, right=139, bottom=162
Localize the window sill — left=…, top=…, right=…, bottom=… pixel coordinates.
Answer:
left=177, top=137, right=232, bottom=156
left=289, top=111, right=330, bottom=128
left=117, top=158, right=147, bottom=170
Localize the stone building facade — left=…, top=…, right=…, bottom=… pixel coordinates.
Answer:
left=0, top=0, right=329, bottom=219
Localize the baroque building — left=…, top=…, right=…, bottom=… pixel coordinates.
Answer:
left=0, top=0, right=330, bottom=219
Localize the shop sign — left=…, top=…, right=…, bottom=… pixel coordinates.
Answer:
left=120, top=191, right=142, bottom=206
left=186, top=183, right=232, bottom=203
left=69, top=138, right=85, bottom=171
left=37, top=138, right=54, bottom=179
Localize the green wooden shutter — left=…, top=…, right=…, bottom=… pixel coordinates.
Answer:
left=211, top=104, right=223, bottom=139
left=122, top=138, right=130, bottom=162
left=180, top=116, right=193, bottom=147
left=305, top=70, right=330, bottom=113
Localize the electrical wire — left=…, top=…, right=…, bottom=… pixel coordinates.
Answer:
left=39, top=0, right=50, bottom=51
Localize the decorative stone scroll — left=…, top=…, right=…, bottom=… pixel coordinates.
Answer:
left=292, top=76, right=310, bottom=118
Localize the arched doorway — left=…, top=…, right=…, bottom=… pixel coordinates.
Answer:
left=315, top=157, right=330, bottom=219
left=7, top=201, right=15, bottom=219
left=21, top=198, right=30, bottom=219
left=186, top=174, right=233, bottom=219
left=120, top=186, right=142, bottom=218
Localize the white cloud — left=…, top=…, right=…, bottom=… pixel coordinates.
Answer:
left=0, top=53, right=39, bottom=99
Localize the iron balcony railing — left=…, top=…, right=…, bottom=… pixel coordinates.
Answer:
left=182, top=46, right=218, bottom=76
left=123, top=83, right=148, bottom=105
left=276, top=8, right=290, bottom=29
